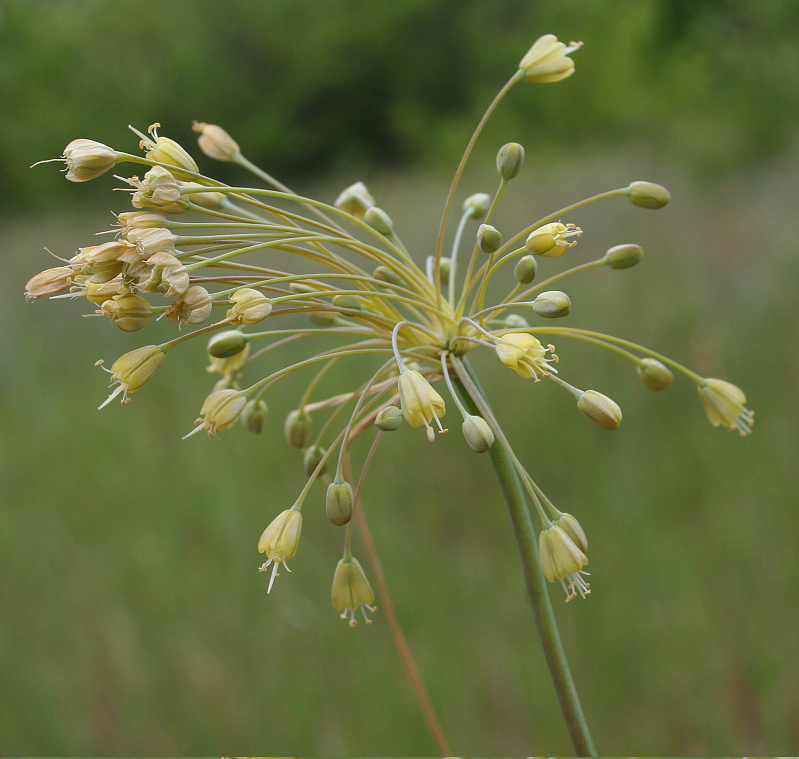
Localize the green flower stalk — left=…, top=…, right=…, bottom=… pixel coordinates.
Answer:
left=25, top=32, right=753, bottom=755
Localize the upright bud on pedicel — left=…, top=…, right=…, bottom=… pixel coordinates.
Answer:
left=326, top=481, right=354, bottom=526
left=526, top=222, right=582, bottom=257
left=303, top=445, right=328, bottom=477
left=519, top=34, right=582, bottom=83
left=226, top=288, right=272, bottom=325
left=61, top=139, right=117, bottom=182
left=577, top=390, right=622, bottom=430
left=626, top=181, right=671, bottom=209
left=477, top=224, right=503, bottom=254
left=637, top=358, right=674, bottom=391
left=375, top=406, right=403, bottom=431
left=207, top=330, right=248, bottom=359
left=496, top=142, right=525, bottom=180
left=514, top=255, right=537, bottom=284
left=438, top=257, right=451, bottom=287
left=364, top=207, right=394, bottom=235
left=604, top=243, right=643, bottom=269
left=533, top=290, right=571, bottom=318
left=240, top=398, right=268, bottom=434
left=463, top=193, right=491, bottom=220
left=192, top=122, right=241, bottom=162
left=284, top=409, right=312, bottom=448
left=334, top=181, right=375, bottom=219
left=373, top=265, right=405, bottom=289
left=461, top=415, right=495, bottom=453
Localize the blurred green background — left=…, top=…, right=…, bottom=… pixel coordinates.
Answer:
left=2, top=0, right=798, bottom=755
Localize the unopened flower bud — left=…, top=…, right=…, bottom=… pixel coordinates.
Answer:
left=206, top=343, right=250, bottom=376
left=303, top=444, right=328, bottom=477
left=131, top=166, right=190, bottom=214
left=99, top=345, right=165, bottom=408
left=100, top=293, right=151, bottom=332
left=554, top=513, right=588, bottom=554
left=180, top=182, right=226, bottom=210
left=364, top=206, right=393, bottom=235
left=514, top=254, right=537, bottom=284
left=604, top=243, right=643, bottom=269
left=461, top=415, right=494, bottom=453
left=192, top=122, right=241, bottom=162
left=334, top=181, right=375, bottom=219
left=240, top=398, right=268, bottom=434
left=62, top=139, right=117, bottom=182
left=637, top=358, right=674, bottom=391
left=463, top=193, right=491, bottom=220
left=332, top=293, right=362, bottom=310
left=496, top=142, right=525, bottom=180
left=25, top=267, right=73, bottom=299
left=519, top=34, right=582, bottom=83
left=503, top=313, right=530, bottom=329
left=577, top=390, right=622, bottom=430
left=284, top=409, right=312, bottom=448
left=164, top=285, right=213, bottom=325
left=438, top=257, right=451, bottom=287
left=326, top=481, right=354, bottom=526
left=258, top=509, right=302, bottom=592
left=308, top=311, right=338, bottom=327
left=289, top=282, right=316, bottom=294
left=375, top=405, right=403, bottom=431
left=373, top=266, right=405, bottom=289
left=477, top=224, right=502, bottom=254
left=207, top=330, right=248, bottom=359
left=698, top=378, right=753, bottom=435
left=533, top=290, right=571, bottom=318
left=526, top=222, right=582, bottom=257
left=226, top=288, right=272, bottom=325
left=627, top=181, right=671, bottom=209
left=332, top=556, right=376, bottom=626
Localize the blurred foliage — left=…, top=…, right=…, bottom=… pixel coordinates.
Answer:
left=2, top=0, right=799, bottom=208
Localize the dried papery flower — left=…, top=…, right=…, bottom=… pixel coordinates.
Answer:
left=192, top=121, right=241, bottom=162
left=61, top=139, right=118, bottom=182
left=130, top=166, right=190, bottom=214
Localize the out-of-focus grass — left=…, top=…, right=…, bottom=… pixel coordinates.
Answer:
left=1, top=151, right=798, bottom=756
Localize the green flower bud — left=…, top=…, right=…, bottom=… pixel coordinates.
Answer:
left=207, top=329, right=248, bottom=358
left=461, top=415, right=495, bottom=453
left=308, top=311, right=338, bottom=326
left=289, top=282, right=317, bottom=294
left=577, top=390, right=622, bottom=430
left=514, top=254, right=537, bottom=284
left=637, top=358, right=674, bottom=391
left=503, top=313, right=530, bottom=329
left=627, top=181, right=671, bottom=209
left=477, top=223, right=502, bottom=254
left=240, top=398, right=268, bottom=434
left=284, top=409, right=312, bottom=448
left=303, top=444, right=328, bottom=477
left=438, top=257, right=451, bottom=287
left=375, top=405, right=403, bottom=431
left=332, top=293, right=362, bottom=310
left=364, top=206, right=393, bottom=235
left=533, top=290, right=571, bottom=318
left=326, top=480, right=354, bottom=526
left=604, top=243, right=643, bottom=269
left=334, top=181, right=374, bottom=219
left=463, top=192, right=491, bottom=220
left=496, top=142, right=525, bottom=180
left=373, top=266, right=405, bottom=289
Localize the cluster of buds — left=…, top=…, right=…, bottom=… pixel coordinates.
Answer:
left=26, top=33, right=752, bottom=616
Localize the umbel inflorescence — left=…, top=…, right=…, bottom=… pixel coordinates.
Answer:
left=27, top=34, right=753, bottom=619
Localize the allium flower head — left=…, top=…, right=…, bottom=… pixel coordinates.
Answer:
left=26, top=33, right=751, bottom=615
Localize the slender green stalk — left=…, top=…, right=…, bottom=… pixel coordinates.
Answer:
left=453, top=361, right=596, bottom=756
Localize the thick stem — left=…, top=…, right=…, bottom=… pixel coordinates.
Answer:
left=454, top=365, right=596, bottom=756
